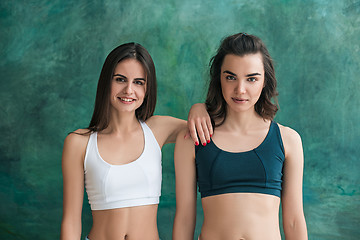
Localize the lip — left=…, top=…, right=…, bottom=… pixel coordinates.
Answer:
left=118, top=97, right=136, bottom=104
left=232, top=97, right=248, bottom=103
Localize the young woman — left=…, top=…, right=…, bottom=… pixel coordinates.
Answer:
left=60, top=42, right=210, bottom=240
left=173, top=33, right=308, bottom=240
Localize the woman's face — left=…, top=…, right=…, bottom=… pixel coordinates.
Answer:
left=220, top=53, right=265, bottom=114
left=110, top=58, right=147, bottom=114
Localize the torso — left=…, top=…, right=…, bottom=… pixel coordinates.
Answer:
left=89, top=206, right=159, bottom=240
left=71, top=115, right=184, bottom=239
left=200, top=193, right=281, bottom=240
left=83, top=120, right=162, bottom=240
left=196, top=119, right=285, bottom=240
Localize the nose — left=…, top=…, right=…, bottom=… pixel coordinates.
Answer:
left=123, top=82, right=133, bottom=94
left=235, top=80, right=246, bottom=94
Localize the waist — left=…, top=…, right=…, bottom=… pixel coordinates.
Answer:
left=90, top=197, right=159, bottom=210
left=201, top=193, right=280, bottom=239
left=90, top=205, right=159, bottom=240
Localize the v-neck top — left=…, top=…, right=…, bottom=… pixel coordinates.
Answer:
left=195, top=121, right=285, bottom=198
left=84, top=121, right=162, bottom=210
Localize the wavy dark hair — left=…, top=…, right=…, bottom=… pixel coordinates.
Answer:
left=88, top=42, right=157, bottom=132
left=206, top=33, right=279, bottom=127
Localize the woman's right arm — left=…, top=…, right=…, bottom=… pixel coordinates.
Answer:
left=173, top=129, right=198, bottom=240
left=60, top=132, right=88, bottom=240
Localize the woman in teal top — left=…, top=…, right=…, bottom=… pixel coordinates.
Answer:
left=173, top=33, right=308, bottom=240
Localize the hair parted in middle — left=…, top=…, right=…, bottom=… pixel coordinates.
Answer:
left=88, top=42, right=157, bottom=133
left=205, top=33, right=279, bottom=127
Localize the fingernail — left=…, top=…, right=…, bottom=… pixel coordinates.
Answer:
left=195, top=141, right=199, bottom=146
left=202, top=143, right=206, bottom=146
left=207, top=140, right=210, bottom=143
left=210, top=134, right=212, bottom=137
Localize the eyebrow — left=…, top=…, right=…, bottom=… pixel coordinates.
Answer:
left=246, top=73, right=262, bottom=77
left=223, top=70, right=261, bottom=77
left=113, top=74, right=146, bottom=81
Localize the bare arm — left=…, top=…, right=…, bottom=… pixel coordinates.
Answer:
left=146, top=109, right=212, bottom=148
left=146, top=116, right=187, bottom=147
left=60, top=131, right=88, bottom=240
left=280, top=126, right=308, bottom=240
left=173, top=129, right=197, bottom=240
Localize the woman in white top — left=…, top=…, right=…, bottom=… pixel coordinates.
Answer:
left=60, top=43, right=211, bottom=240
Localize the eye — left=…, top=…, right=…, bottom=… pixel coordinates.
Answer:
left=134, top=80, right=145, bottom=85
left=225, top=75, right=236, bottom=81
left=115, top=77, right=126, bottom=82
left=247, top=77, right=257, bottom=82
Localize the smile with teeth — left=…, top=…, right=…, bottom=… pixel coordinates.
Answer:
left=118, top=97, right=135, bottom=102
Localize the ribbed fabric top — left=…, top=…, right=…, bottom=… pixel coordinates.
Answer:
left=195, top=121, right=285, bottom=198
left=84, top=121, right=162, bottom=210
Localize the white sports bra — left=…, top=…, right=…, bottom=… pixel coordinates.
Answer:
left=84, top=121, right=162, bottom=210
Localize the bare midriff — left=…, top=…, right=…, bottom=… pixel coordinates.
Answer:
left=88, top=204, right=159, bottom=240
left=199, top=193, right=281, bottom=240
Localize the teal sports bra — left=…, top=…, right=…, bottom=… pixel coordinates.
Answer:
left=195, top=121, right=285, bottom=198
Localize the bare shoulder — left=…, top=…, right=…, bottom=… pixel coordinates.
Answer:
left=277, top=123, right=303, bottom=158
left=63, top=128, right=91, bottom=152
left=277, top=123, right=302, bottom=145
left=175, top=127, right=195, bottom=149
left=174, top=127, right=196, bottom=164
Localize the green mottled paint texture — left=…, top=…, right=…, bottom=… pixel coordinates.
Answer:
left=1, top=0, right=359, bottom=239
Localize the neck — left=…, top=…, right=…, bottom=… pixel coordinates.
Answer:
left=105, top=110, right=140, bottom=135
left=223, top=107, right=265, bottom=131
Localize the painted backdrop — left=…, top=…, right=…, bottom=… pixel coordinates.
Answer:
left=1, top=0, right=359, bottom=239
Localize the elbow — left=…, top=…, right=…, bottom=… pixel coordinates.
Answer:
left=283, top=215, right=308, bottom=240
left=61, top=218, right=82, bottom=240
left=173, top=211, right=196, bottom=240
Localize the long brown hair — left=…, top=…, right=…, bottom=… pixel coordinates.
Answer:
left=88, top=42, right=157, bottom=132
left=206, top=33, right=279, bottom=127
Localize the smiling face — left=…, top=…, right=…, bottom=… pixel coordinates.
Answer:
left=110, top=58, right=147, bottom=114
left=220, top=53, right=265, bottom=114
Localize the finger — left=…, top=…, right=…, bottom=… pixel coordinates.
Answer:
left=196, top=119, right=207, bottom=146
left=201, top=120, right=211, bottom=144
left=206, top=117, right=213, bottom=137
left=187, top=120, right=199, bottom=145
left=184, top=130, right=190, bottom=139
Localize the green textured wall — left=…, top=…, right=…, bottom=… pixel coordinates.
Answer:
left=1, top=0, right=359, bottom=239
